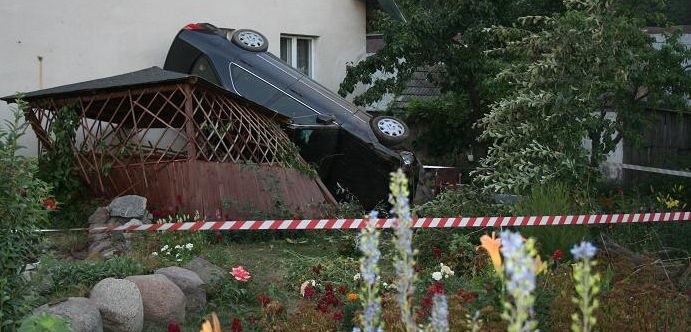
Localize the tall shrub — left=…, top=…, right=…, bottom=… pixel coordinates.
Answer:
left=0, top=99, right=51, bottom=328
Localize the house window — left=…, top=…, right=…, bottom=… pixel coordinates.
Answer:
left=280, top=35, right=314, bottom=77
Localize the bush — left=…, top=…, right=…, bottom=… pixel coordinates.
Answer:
left=0, top=99, right=52, bottom=328
left=513, top=182, right=594, bottom=257
left=41, top=256, right=144, bottom=291
left=19, top=312, right=75, bottom=332
left=414, top=184, right=507, bottom=217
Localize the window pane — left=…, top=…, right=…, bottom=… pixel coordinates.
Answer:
left=230, top=64, right=278, bottom=104
left=270, top=94, right=317, bottom=124
left=296, top=39, right=311, bottom=76
left=191, top=55, right=220, bottom=85
left=280, top=37, right=292, bottom=65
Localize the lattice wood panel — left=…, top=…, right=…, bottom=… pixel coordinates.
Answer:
left=25, top=82, right=303, bottom=197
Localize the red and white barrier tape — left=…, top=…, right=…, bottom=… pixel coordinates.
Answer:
left=92, top=211, right=691, bottom=232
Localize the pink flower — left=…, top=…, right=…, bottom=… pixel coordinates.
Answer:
left=231, top=266, right=251, bottom=282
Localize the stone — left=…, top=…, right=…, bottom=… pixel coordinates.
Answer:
left=88, top=207, right=110, bottom=226
left=155, top=267, right=207, bottom=312
left=125, top=274, right=185, bottom=325
left=183, top=256, right=227, bottom=284
left=34, top=297, right=103, bottom=332
left=107, top=195, right=147, bottom=219
left=123, top=219, right=142, bottom=227
left=90, top=278, right=143, bottom=332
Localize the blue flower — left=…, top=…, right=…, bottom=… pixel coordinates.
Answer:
left=570, top=241, right=597, bottom=260
left=430, top=294, right=449, bottom=332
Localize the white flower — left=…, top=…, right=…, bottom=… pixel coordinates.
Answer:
left=176, top=258, right=182, bottom=262
left=151, top=252, right=158, bottom=256
left=174, top=245, right=182, bottom=249
left=160, top=245, right=169, bottom=252
left=353, top=273, right=361, bottom=281
left=175, top=253, right=180, bottom=257
left=432, top=271, right=443, bottom=281
left=440, top=263, right=455, bottom=278
left=185, top=243, right=194, bottom=250
left=300, top=280, right=316, bottom=296
left=383, top=282, right=388, bottom=288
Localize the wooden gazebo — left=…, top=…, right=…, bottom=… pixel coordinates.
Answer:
left=3, top=67, right=333, bottom=218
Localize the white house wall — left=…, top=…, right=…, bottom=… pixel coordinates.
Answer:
left=0, top=0, right=367, bottom=155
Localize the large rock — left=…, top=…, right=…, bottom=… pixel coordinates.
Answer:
left=125, top=274, right=185, bottom=325
left=107, top=195, right=147, bottom=219
left=183, top=256, right=227, bottom=284
left=90, top=278, right=143, bottom=332
left=155, top=267, right=207, bottom=312
left=34, top=297, right=103, bottom=332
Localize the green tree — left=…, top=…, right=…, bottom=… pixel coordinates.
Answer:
left=474, top=0, right=691, bottom=193
left=339, top=0, right=564, bottom=159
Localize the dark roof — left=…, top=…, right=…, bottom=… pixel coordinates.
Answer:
left=391, top=66, right=442, bottom=109
left=1, top=67, right=192, bottom=102
left=1, top=66, right=291, bottom=124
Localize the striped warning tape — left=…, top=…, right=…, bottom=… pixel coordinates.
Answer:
left=84, top=211, right=691, bottom=232
left=605, top=162, right=691, bottom=178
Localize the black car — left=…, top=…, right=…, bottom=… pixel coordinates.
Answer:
left=164, top=23, right=418, bottom=208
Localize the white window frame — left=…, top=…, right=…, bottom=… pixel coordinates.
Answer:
left=280, top=34, right=315, bottom=78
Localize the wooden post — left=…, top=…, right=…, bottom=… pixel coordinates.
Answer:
left=183, top=85, right=197, bottom=160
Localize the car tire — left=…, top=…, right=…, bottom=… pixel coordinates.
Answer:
left=371, top=116, right=409, bottom=146
left=231, top=29, right=269, bottom=52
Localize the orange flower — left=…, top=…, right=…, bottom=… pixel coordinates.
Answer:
left=347, top=292, right=359, bottom=302
left=200, top=312, right=221, bottom=332
left=479, top=232, right=502, bottom=271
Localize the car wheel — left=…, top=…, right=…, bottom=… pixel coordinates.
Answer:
left=371, top=116, right=409, bottom=146
left=231, top=29, right=269, bottom=52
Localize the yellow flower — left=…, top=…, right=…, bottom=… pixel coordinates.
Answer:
left=200, top=312, right=221, bottom=332
left=534, top=255, right=547, bottom=275
left=479, top=232, right=502, bottom=271
left=347, top=292, right=359, bottom=302
left=665, top=198, right=679, bottom=209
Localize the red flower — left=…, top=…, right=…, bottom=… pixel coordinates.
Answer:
left=312, top=264, right=323, bottom=275
left=42, top=198, right=57, bottom=211
left=324, top=283, right=334, bottom=293
left=433, top=247, right=442, bottom=259
left=456, top=289, right=478, bottom=302
left=421, top=295, right=433, bottom=308
left=303, top=284, right=315, bottom=299
left=317, top=302, right=330, bottom=313
left=257, top=293, right=272, bottom=307
left=427, top=282, right=444, bottom=295
left=332, top=311, right=344, bottom=321
left=167, top=320, right=181, bottom=332
left=231, top=318, right=243, bottom=332
left=231, top=266, right=251, bottom=282
left=552, top=249, right=564, bottom=262
left=337, top=284, right=347, bottom=295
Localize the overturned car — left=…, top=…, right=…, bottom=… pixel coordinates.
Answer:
left=163, top=23, right=418, bottom=208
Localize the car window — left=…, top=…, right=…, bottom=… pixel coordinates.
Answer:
left=230, top=64, right=279, bottom=104
left=191, top=55, right=221, bottom=86
left=270, top=94, right=317, bottom=124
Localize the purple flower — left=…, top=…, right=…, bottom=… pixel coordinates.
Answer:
left=570, top=241, right=597, bottom=260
